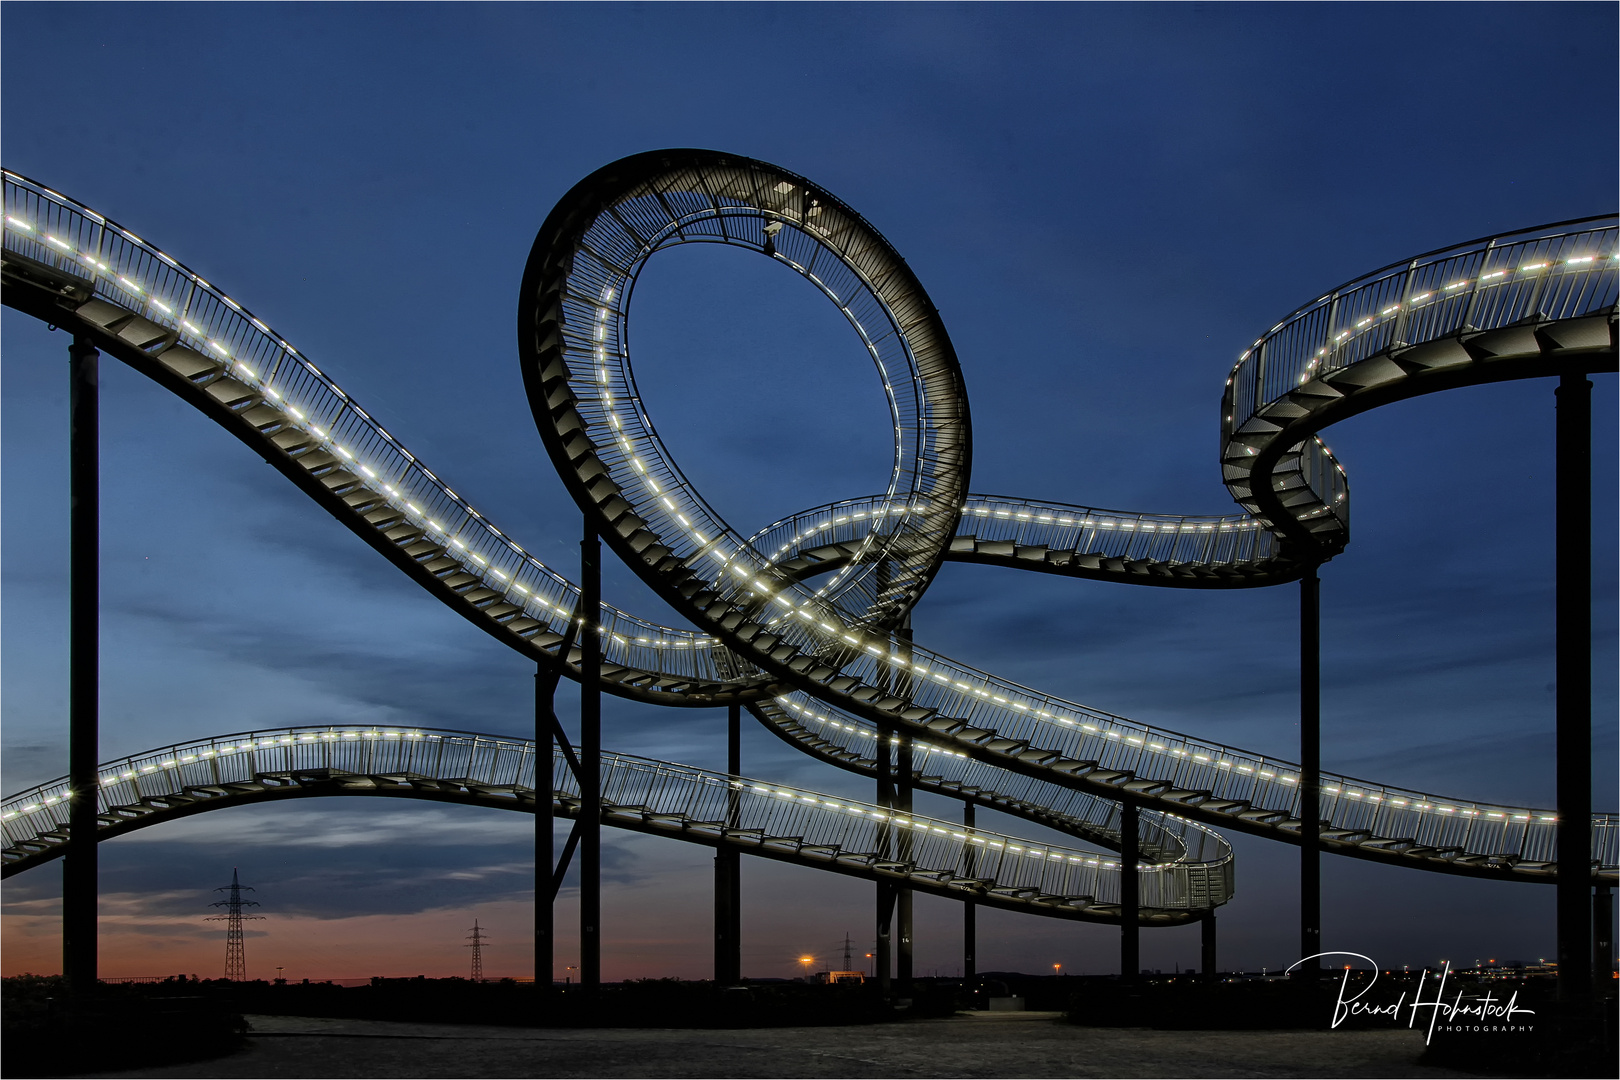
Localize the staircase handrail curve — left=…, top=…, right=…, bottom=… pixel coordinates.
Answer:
left=761, top=689, right=1617, bottom=874
left=746, top=494, right=1285, bottom=582
left=746, top=697, right=1233, bottom=867
left=0, top=169, right=744, bottom=683
left=3, top=160, right=1614, bottom=885
left=1221, top=215, right=1618, bottom=552
left=0, top=716, right=1230, bottom=874
left=0, top=724, right=1230, bottom=914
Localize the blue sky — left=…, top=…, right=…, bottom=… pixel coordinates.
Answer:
left=2, top=2, right=1615, bottom=981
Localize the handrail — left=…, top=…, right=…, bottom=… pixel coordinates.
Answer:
left=0, top=725, right=1230, bottom=915
left=1221, top=217, right=1617, bottom=550
left=1, top=170, right=736, bottom=685
left=749, top=494, right=1283, bottom=583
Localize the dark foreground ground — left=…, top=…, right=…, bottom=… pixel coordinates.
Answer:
left=70, top=1012, right=1480, bottom=1080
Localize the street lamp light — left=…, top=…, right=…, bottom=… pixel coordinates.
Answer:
left=799, top=955, right=814, bottom=981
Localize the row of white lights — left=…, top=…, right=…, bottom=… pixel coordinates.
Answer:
left=572, top=272, right=1234, bottom=778
left=575, top=191, right=1296, bottom=767
left=962, top=505, right=1261, bottom=534
left=1, top=198, right=715, bottom=661
left=1, top=714, right=1557, bottom=834
left=0, top=730, right=433, bottom=818
left=741, top=782, right=1134, bottom=873
left=579, top=231, right=917, bottom=629
left=581, top=276, right=896, bottom=639
left=762, top=503, right=1263, bottom=570
left=775, top=696, right=1552, bottom=825
left=776, top=697, right=1231, bottom=871
left=1294, top=252, right=1616, bottom=383
left=1223, top=243, right=1615, bottom=489
left=569, top=188, right=1311, bottom=768
left=4, top=726, right=588, bottom=820
left=1227, top=247, right=1617, bottom=386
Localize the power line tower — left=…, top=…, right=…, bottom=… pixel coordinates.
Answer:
left=207, top=868, right=263, bottom=981
left=466, top=919, right=489, bottom=982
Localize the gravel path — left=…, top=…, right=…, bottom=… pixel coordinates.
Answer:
left=76, top=1011, right=1480, bottom=1079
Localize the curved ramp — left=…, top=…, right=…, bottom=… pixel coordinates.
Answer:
left=2, top=159, right=1615, bottom=894
left=0, top=726, right=1226, bottom=924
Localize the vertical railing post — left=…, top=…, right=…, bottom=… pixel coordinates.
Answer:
left=65, top=336, right=100, bottom=996
left=580, top=519, right=601, bottom=993
left=535, top=663, right=552, bottom=992
left=714, top=702, right=741, bottom=984
left=1388, top=258, right=1421, bottom=347
left=1201, top=910, right=1217, bottom=983
left=1556, top=373, right=1592, bottom=1004
left=1121, top=801, right=1139, bottom=982
left=963, top=801, right=977, bottom=997
left=1299, top=564, right=1322, bottom=980
left=1458, top=239, right=1498, bottom=333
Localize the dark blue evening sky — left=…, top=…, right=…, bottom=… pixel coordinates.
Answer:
left=2, top=3, right=1614, bottom=980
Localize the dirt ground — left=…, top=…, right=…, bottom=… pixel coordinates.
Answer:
left=70, top=1010, right=1482, bottom=1079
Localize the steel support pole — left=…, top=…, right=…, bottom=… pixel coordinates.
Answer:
left=580, top=520, right=601, bottom=992
left=897, top=729, right=914, bottom=999
left=1299, top=566, right=1321, bottom=979
left=64, top=336, right=99, bottom=995
left=1201, top=911, right=1217, bottom=983
left=714, top=703, right=742, bottom=984
left=1595, top=885, right=1613, bottom=991
left=536, top=663, right=553, bottom=990
left=1556, top=373, right=1592, bottom=1004
left=1121, top=802, right=1140, bottom=982
left=963, top=802, right=977, bottom=990
left=875, top=719, right=894, bottom=996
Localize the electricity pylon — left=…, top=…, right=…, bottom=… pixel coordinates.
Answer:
left=207, top=868, right=263, bottom=981
left=467, top=919, right=489, bottom=981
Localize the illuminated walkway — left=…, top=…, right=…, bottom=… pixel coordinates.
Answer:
left=0, top=725, right=1228, bottom=923
left=1, top=155, right=1615, bottom=902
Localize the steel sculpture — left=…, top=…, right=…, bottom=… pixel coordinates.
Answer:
left=1, top=152, right=1615, bottom=991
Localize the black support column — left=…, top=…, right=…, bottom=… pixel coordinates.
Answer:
left=893, top=618, right=914, bottom=999
left=875, top=718, right=894, bottom=997
left=64, top=336, right=99, bottom=996
left=714, top=703, right=742, bottom=984
left=1595, top=885, right=1613, bottom=991
left=1201, top=911, right=1217, bottom=983
left=580, top=520, right=601, bottom=992
left=536, top=663, right=553, bottom=989
left=963, top=802, right=977, bottom=990
left=1299, top=565, right=1321, bottom=979
left=1555, top=373, right=1592, bottom=1004
left=1121, top=801, right=1139, bottom=981
left=896, top=729, right=914, bottom=1000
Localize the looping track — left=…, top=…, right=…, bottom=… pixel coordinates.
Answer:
left=2, top=151, right=1616, bottom=916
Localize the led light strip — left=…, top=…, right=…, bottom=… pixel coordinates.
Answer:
left=2, top=184, right=716, bottom=663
